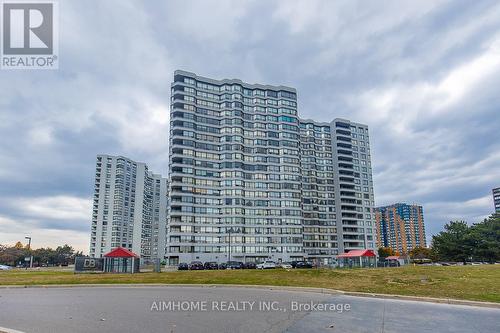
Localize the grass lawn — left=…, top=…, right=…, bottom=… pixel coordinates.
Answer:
left=1, top=265, right=499, bottom=303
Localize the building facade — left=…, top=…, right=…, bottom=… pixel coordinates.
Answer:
left=493, top=187, right=500, bottom=214
left=375, top=203, right=426, bottom=254
left=166, top=70, right=376, bottom=265
left=89, top=155, right=168, bottom=263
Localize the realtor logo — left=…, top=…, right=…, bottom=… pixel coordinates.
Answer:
left=1, top=1, right=58, bottom=69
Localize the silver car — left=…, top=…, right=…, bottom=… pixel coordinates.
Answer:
left=256, top=261, right=276, bottom=269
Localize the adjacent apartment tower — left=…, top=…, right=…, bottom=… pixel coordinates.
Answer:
left=166, top=70, right=376, bottom=265
left=89, top=155, right=168, bottom=263
left=493, top=187, right=500, bottom=214
left=375, top=203, right=426, bottom=254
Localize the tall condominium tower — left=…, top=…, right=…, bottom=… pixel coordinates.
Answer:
left=89, top=155, right=168, bottom=262
left=493, top=187, right=500, bottom=213
left=375, top=203, right=426, bottom=254
left=167, top=70, right=376, bottom=265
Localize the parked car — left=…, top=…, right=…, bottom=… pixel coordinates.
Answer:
left=178, top=263, right=189, bottom=270
left=189, top=261, right=205, bottom=270
left=218, top=262, right=228, bottom=270
left=279, top=262, right=293, bottom=269
left=387, top=260, right=400, bottom=267
left=244, top=262, right=257, bottom=269
left=256, top=261, right=276, bottom=269
left=204, top=262, right=219, bottom=270
left=0, top=264, right=12, bottom=270
left=227, top=261, right=244, bottom=269
left=295, top=261, right=313, bottom=268
left=290, top=260, right=312, bottom=268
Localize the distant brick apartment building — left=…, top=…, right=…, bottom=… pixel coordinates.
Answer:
left=375, top=203, right=426, bottom=254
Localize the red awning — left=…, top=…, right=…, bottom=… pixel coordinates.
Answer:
left=104, top=247, right=139, bottom=258
left=337, top=249, right=376, bottom=258
left=386, top=256, right=401, bottom=260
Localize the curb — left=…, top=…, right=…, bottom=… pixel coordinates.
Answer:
left=0, top=283, right=499, bottom=309
left=338, top=291, right=500, bottom=309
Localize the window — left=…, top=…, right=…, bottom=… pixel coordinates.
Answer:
left=279, top=115, right=297, bottom=123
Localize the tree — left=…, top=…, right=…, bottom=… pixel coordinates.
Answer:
left=468, top=215, right=500, bottom=263
left=31, top=245, right=77, bottom=266
left=432, top=216, right=500, bottom=263
left=1, top=243, right=81, bottom=267
left=377, top=247, right=395, bottom=258
left=431, top=221, right=474, bottom=263
left=33, top=247, right=56, bottom=266
left=409, top=246, right=434, bottom=260
left=0, top=242, right=28, bottom=266
left=54, top=245, right=75, bottom=265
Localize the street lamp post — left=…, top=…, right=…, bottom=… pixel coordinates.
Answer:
left=25, top=236, right=32, bottom=269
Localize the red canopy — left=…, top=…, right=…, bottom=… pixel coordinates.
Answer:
left=337, top=249, right=376, bottom=258
left=104, top=247, right=139, bottom=258
left=386, top=256, right=401, bottom=260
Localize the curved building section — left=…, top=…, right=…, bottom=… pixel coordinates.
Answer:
left=167, top=70, right=376, bottom=265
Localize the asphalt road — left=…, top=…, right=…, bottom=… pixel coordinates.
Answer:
left=0, top=286, right=498, bottom=333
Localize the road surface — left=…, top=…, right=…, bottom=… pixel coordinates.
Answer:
left=0, top=286, right=498, bottom=332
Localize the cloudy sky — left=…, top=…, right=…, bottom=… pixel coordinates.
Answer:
left=1, top=0, right=499, bottom=252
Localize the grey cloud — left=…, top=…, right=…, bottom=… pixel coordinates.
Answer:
left=1, top=0, right=499, bottom=250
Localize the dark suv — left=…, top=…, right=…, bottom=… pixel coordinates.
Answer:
left=204, top=262, right=219, bottom=270
left=227, top=261, right=244, bottom=269
left=244, top=262, right=257, bottom=269
left=189, top=261, right=204, bottom=270
left=295, top=261, right=313, bottom=268
left=178, top=263, right=189, bottom=270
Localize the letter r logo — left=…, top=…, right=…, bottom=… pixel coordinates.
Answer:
left=2, top=3, right=53, bottom=54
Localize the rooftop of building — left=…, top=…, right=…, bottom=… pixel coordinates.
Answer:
left=375, top=203, right=424, bottom=210
left=172, top=70, right=370, bottom=128
left=96, top=154, right=167, bottom=179
left=174, top=69, right=297, bottom=93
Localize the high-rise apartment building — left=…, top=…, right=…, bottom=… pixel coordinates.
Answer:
left=375, top=203, right=426, bottom=254
left=493, top=187, right=500, bottom=213
left=89, top=155, right=168, bottom=262
left=166, top=70, right=376, bottom=265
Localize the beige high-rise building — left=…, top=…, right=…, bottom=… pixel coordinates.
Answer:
left=89, top=155, right=168, bottom=263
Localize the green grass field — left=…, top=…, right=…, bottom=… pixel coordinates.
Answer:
left=1, top=265, right=499, bottom=303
